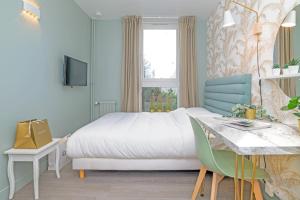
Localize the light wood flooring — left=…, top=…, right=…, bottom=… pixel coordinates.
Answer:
left=15, top=164, right=251, bottom=200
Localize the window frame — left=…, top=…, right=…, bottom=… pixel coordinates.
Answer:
left=140, top=19, right=180, bottom=111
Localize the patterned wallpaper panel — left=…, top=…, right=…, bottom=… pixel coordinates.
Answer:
left=207, top=0, right=300, bottom=199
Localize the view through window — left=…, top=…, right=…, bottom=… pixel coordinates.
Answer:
left=142, top=26, right=178, bottom=112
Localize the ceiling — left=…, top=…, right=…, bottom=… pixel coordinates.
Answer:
left=74, top=0, right=220, bottom=20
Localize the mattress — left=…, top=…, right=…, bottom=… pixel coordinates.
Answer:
left=67, top=107, right=220, bottom=159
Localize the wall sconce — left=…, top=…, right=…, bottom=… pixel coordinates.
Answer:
left=281, top=10, right=296, bottom=27
left=223, top=1, right=262, bottom=35
left=22, top=0, right=40, bottom=20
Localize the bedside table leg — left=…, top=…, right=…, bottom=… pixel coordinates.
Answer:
left=33, top=159, right=39, bottom=199
left=7, top=157, right=15, bottom=200
left=55, top=146, right=60, bottom=178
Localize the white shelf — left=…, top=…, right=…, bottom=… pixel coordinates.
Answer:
left=259, top=73, right=300, bottom=80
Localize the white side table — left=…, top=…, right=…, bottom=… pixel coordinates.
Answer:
left=4, top=138, right=61, bottom=200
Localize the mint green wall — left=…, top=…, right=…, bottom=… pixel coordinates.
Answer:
left=0, top=0, right=91, bottom=199
left=94, top=20, right=122, bottom=111
left=93, top=18, right=207, bottom=109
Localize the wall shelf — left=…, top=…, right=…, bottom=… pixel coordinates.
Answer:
left=259, top=73, right=300, bottom=80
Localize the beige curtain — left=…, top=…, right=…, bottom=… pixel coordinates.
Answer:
left=179, top=16, right=199, bottom=107
left=278, top=27, right=296, bottom=97
left=121, top=16, right=142, bottom=112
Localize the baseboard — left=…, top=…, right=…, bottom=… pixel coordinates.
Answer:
left=0, top=158, right=48, bottom=200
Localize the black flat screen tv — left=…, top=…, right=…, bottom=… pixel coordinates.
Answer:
left=64, top=56, right=88, bottom=86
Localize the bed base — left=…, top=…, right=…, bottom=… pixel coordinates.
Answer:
left=73, top=158, right=201, bottom=178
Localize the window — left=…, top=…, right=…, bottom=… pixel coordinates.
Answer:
left=142, top=21, right=179, bottom=112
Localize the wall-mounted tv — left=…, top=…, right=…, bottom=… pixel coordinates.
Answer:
left=63, top=56, right=88, bottom=86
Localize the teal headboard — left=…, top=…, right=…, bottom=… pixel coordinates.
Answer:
left=203, top=74, right=252, bottom=116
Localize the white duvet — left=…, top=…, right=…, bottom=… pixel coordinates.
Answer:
left=67, top=107, right=220, bottom=159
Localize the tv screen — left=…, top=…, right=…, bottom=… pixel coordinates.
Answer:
left=64, top=56, right=88, bottom=86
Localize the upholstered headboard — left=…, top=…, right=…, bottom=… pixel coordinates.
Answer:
left=203, top=74, right=252, bottom=116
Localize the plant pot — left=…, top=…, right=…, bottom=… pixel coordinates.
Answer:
left=245, top=109, right=256, bottom=120
left=272, top=68, right=281, bottom=76
left=289, top=65, right=299, bottom=74
left=283, top=68, right=290, bottom=75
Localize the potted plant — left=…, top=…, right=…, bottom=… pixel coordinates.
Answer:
left=272, top=64, right=281, bottom=76
left=149, top=95, right=156, bottom=112
left=283, top=64, right=290, bottom=75
left=245, top=105, right=257, bottom=120
left=281, top=96, right=300, bottom=130
left=288, top=58, right=300, bottom=74
left=157, top=95, right=163, bottom=112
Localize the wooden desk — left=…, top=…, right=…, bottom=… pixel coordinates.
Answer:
left=197, top=117, right=300, bottom=200
left=5, top=138, right=61, bottom=200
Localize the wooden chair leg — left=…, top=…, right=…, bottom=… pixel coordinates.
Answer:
left=192, top=166, right=207, bottom=200
left=236, top=180, right=241, bottom=200
left=253, top=180, right=263, bottom=200
left=210, top=173, right=224, bottom=200
left=79, top=169, right=85, bottom=179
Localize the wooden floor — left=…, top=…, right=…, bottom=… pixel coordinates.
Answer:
left=15, top=164, right=251, bottom=200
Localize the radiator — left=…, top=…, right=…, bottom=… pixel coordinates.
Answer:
left=95, top=101, right=116, bottom=119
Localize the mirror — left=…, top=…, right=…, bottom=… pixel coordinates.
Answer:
left=274, top=4, right=300, bottom=97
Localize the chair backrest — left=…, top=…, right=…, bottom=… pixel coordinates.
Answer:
left=189, top=116, right=223, bottom=174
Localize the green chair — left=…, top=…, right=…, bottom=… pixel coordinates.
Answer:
left=189, top=116, right=268, bottom=200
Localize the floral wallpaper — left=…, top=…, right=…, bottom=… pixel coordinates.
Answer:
left=207, top=0, right=300, bottom=199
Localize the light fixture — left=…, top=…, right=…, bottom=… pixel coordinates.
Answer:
left=223, top=10, right=236, bottom=28
left=96, top=11, right=102, bottom=17
left=281, top=10, right=296, bottom=27
left=22, top=0, right=40, bottom=20
left=223, top=0, right=261, bottom=35
left=223, top=0, right=263, bottom=110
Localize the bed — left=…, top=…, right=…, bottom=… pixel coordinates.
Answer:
left=67, top=74, right=252, bottom=173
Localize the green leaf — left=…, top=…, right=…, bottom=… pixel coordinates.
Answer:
left=294, top=113, right=300, bottom=118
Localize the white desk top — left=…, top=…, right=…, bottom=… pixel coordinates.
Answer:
left=5, top=138, right=61, bottom=155
left=198, top=117, right=300, bottom=155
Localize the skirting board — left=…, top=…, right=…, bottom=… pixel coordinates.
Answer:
left=72, top=158, right=201, bottom=171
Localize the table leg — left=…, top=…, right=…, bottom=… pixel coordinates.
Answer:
left=234, top=154, right=239, bottom=200
left=33, top=159, right=39, bottom=200
left=240, top=155, right=245, bottom=200
left=7, top=157, right=15, bottom=200
left=55, top=146, right=61, bottom=179
left=250, top=156, right=257, bottom=200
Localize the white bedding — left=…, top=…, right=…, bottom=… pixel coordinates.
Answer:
left=67, top=107, right=220, bottom=159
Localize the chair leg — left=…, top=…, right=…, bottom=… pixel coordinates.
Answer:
left=79, top=169, right=85, bottom=179
left=192, top=166, right=207, bottom=200
left=253, top=180, right=263, bottom=200
left=210, top=173, right=224, bottom=200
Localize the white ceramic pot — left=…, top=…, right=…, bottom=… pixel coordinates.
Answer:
left=283, top=68, right=290, bottom=75
left=289, top=65, right=299, bottom=74
left=272, top=68, right=281, bottom=76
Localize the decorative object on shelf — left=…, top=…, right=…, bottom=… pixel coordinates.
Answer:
left=14, top=119, right=52, bottom=149
left=281, top=96, right=300, bottom=130
left=283, top=64, right=290, bottom=75
left=272, top=64, right=281, bottom=76
left=288, top=57, right=300, bottom=74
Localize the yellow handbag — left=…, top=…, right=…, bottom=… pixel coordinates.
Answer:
left=14, top=119, right=53, bottom=149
